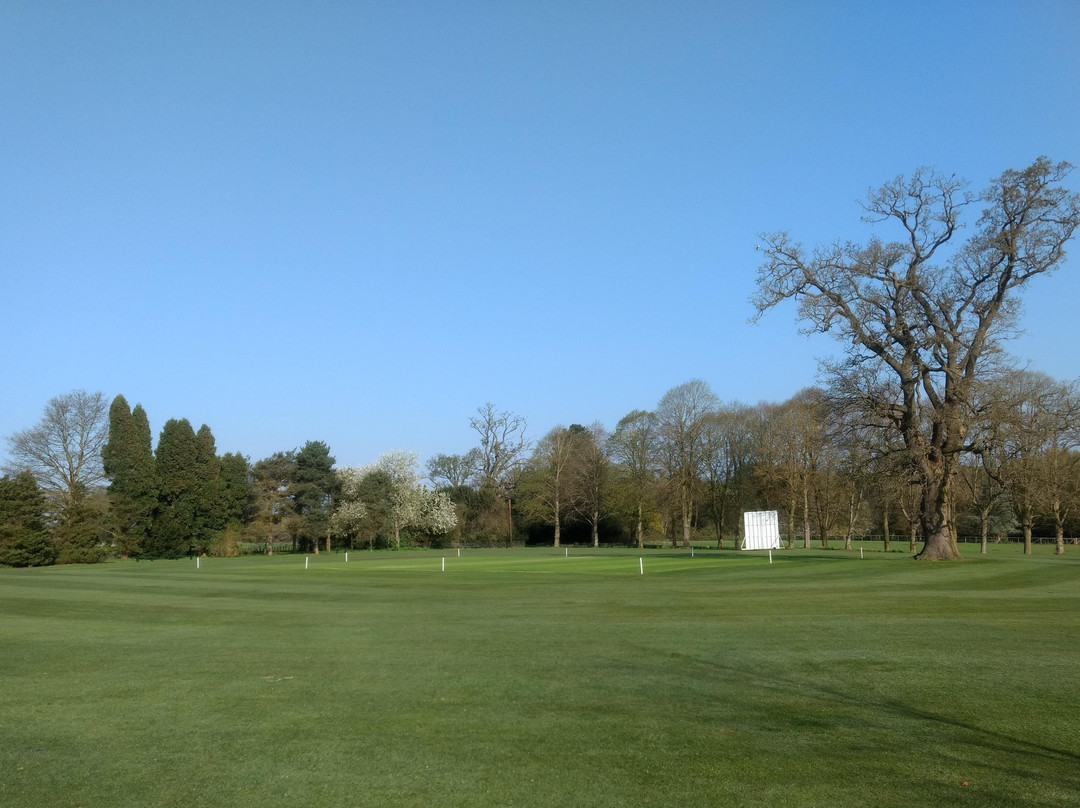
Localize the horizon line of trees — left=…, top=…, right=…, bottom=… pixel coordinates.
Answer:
left=2, top=366, right=1078, bottom=567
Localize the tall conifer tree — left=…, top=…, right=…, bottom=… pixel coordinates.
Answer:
left=193, top=424, right=225, bottom=550
left=102, top=395, right=158, bottom=557
left=219, top=452, right=252, bottom=526
left=293, top=441, right=335, bottom=553
left=152, top=418, right=199, bottom=557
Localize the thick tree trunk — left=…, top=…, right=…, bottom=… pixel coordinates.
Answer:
left=914, top=460, right=963, bottom=560
left=553, top=499, right=561, bottom=548
left=916, top=527, right=962, bottom=560
left=980, top=509, right=990, bottom=555
left=1055, top=522, right=1065, bottom=556
left=882, top=506, right=890, bottom=552
left=592, top=507, right=599, bottom=548
left=915, top=505, right=963, bottom=559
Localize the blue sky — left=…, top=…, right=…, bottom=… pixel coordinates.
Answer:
left=2, top=1, right=1079, bottom=468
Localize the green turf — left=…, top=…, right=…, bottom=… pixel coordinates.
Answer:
left=2, top=545, right=1078, bottom=807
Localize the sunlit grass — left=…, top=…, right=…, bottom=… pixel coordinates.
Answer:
left=2, top=546, right=1078, bottom=807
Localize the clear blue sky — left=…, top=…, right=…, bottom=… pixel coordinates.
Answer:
left=2, top=1, right=1078, bottom=468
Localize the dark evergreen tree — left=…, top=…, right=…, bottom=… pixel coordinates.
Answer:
left=152, top=418, right=199, bottom=557
left=0, top=472, right=55, bottom=567
left=355, top=468, right=394, bottom=550
left=250, top=451, right=297, bottom=555
left=219, top=452, right=252, bottom=526
left=101, top=396, right=158, bottom=557
left=53, top=482, right=107, bottom=564
left=193, top=424, right=225, bottom=552
left=292, top=441, right=336, bottom=553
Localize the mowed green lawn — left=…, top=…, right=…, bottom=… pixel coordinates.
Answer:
left=2, top=545, right=1078, bottom=807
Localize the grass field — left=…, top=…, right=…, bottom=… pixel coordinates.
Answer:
left=2, top=544, right=1078, bottom=807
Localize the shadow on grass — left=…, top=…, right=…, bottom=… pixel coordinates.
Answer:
left=665, top=649, right=1079, bottom=804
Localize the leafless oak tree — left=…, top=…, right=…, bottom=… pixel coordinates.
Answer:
left=754, top=158, right=1080, bottom=560
left=656, top=379, right=719, bottom=548
left=470, top=403, right=529, bottom=491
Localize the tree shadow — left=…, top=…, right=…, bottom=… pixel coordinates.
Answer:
left=660, top=649, right=1080, bottom=801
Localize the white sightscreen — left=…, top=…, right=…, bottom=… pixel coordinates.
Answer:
left=742, top=510, right=780, bottom=550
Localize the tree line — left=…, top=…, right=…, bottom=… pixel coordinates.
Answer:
left=3, top=157, right=1079, bottom=564
left=1, top=368, right=1077, bottom=567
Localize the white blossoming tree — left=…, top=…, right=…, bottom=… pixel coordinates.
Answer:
left=366, top=451, right=460, bottom=548
left=329, top=466, right=368, bottom=548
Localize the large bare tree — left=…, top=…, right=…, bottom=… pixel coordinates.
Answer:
left=525, top=425, right=580, bottom=548
left=569, top=423, right=610, bottom=548
left=470, top=403, right=529, bottom=491
left=754, top=157, right=1080, bottom=560
left=655, top=380, right=719, bottom=548
left=5, top=389, right=109, bottom=508
left=607, top=410, right=660, bottom=549
left=470, top=403, right=530, bottom=545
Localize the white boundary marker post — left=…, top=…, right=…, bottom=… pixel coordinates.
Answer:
left=639, top=557, right=643, bottom=575
left=196, top=556, right=200, bottom=569
left=861, top=548, right=864, bottom=559
left=305, top=556, right=309, bottom=570
left=457, top=548, right=460, bottom=557
left=345, top=552, right=348, bottom=563
left=442, top=557, right=445, bottom=572
left=769, top=549, right=773, bottom=564
left=565, top=548, right=568, bottom=557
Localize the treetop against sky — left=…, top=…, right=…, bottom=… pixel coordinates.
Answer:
left=1, top=2, right=1077, bottom=469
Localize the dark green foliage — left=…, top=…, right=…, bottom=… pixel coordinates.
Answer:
left=192, top=424, right=225, bottom=550
left=249, top=451, right=297, bottom=553
left=450, top=483, right=506, bottom=546
left=355, top=469, right=393, bottom=549
left=151, top=418, right=199, bottom=557
left=102, top=396, right=159, bottom=557
left=219, top=452, right=252, bottom=525
left=0, top=472, right=55, bottom=567
left=292, top=441, right=335, bottom=552
left=53, top=484, right=107, bottom=564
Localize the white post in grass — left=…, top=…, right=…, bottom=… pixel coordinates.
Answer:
left=639, top=557, right=643, bottom=575
left=861, top=547, right=864, bottom=559
left=769, top=549, right=773, bottom=564
left=457, top=548, right=460, bottom=557
left=691, top=546, right=694, bottom=558
left=442, top=557, right=445, bottom=572
left=305, top=556, right=309, bottom=570
left=196, top=556, right=200, bottom=569
left=565, top=548, right=568, bottom=557
left=345, top=552, right=348, bottom=563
